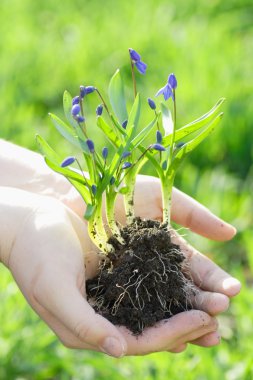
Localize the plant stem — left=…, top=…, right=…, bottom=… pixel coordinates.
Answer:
left=124, top=171, right=136, bottom=224
left=106, top=190, right=125, bottom=245
left=95, top=88, right=111, bottom=115
left=169, top=91, right=177, bottom=165
left=130, top=58, right=137, bottom=98
left=88, top=201, right=114, bottom=254
left=161, top=174, right=174, bottom=225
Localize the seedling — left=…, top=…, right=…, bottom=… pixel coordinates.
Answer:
left=37, top=49, right=224, bottom=334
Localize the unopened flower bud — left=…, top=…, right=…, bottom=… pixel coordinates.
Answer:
left=96, top=104, right=103, bottom=116
left=176, top=142, right=185, bottom=149
left=156, top=130, right=162, bottom=144
left=122, top=120, right=128, bottom=129
left=71, top=104, right=81, bottom=116
left=168, top=73, right=177, bottom=90
left=72, top=96, right=80, bottom=105
left=102, top=147, right=108, bottom=159
left=110, top=176, right=115, bottom=185
left=80, top=86, right=86, bottom=98
left=61, top=156, right=75, bottom=167
left=86, top=139, right=95, bottom=153
left=76, top=115, right=85, bottom=123
left=151, top=143, right=166, bottom=152
left=121, top=151, right=131, bottom=159
left=148, top=98, right=156, bottom=110
left=122, top=162, right=132, bottom=169
left=91, top=184, right=97, bottom=195
left=162, top=161, right=167, bottom=170
left=85, top=86, right=95, bottom=94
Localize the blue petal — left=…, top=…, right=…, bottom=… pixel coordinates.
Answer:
left=163, top=84, right=173, bottom=101
left=129, top=48, right=141, bottom=62
left=168, top=73, right=177, bottom=89
left=155, top=85, right=166, bottom=97
left=135, top=60, right=147, bottom=74
left=61, top=156, right=76, bottom=167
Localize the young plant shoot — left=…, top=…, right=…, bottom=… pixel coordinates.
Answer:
left=37, top=48, right=225, bottom=334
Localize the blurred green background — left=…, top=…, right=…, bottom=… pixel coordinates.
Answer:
left=0, top=0, right=253, bottom=378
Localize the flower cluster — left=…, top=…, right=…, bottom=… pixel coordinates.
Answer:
left=38, top=48, right=224, bottom=254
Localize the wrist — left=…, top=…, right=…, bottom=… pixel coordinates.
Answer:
left=0, top=139, right=72, bottom=198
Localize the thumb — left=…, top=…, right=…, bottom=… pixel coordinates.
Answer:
left=33, top=267, right=127, bottom=357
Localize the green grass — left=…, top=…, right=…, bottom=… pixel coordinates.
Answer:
left=0, top=0, right=253, bottom=378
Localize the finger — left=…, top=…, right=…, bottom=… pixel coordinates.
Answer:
left=169, top=343, right=187, bottom=353
left=191, top=289, right=230, bottom=315
left=118, top=310, right=217, bottom=356
left=31, top=302, right=97, bottom=350
left=190, top=331, right=221, bottom=347
left=33, top=265, right=127, bottom=358
left=171, top=188, right=236, bottom=241
left=172, top=232, right=241, bottom=297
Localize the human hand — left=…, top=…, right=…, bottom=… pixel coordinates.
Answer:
left=39, top=173, right=241, bottom=353
left=0, top=186, right=239, bottom=357
left=112, top=175, right=241, bottom=353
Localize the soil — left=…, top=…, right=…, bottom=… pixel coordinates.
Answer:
left=86, top=218, right=194, bottom=335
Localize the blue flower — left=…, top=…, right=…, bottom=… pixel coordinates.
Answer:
left=148, top=98, right=156, bottom=110
left=151, top=143, right=166, bottom=152
left=121, top=151, right=131, bottom=159
left=122, top=162, right=132, bottom=169
left=156, top=130, right=163, bottom=144
left=71, top=104, right=85, bottom=123
left=155, top=73, right=177, bottom=101
left=71, top=104, right=81, bottom=116
left=72, top=96, right=80, bottom=105
left=110, top=176, right=115, bottom=185
left=76, top=115, right=85, bottom=123
left=122, top=120, right=128, bottom=129
left=91, top=184, right=97, bottom=195
left=86, top=139, right=95, bottom=153
left=80, top=85, right=96, bottom=98
left=61, top=156, right=76, bottom=167
left=96, top=104, right=103, bottom=116
left=168, top=73, right=177, bottom=89
left=102, top=147, right=108, bottom=159
left=129, top=48, right=147, bottom=75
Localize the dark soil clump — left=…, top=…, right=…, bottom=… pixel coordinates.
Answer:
left=86, top=218, right=194, bottom=335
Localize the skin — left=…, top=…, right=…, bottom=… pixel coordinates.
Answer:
left=0, top=140, right=241, bottom=357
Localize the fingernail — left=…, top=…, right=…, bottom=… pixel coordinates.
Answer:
left=223, top=278, right=241, bottom=295
left=100, top=337, right=125, bottom=358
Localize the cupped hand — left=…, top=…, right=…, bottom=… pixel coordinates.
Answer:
left=1, top=184, right=240, bottom=357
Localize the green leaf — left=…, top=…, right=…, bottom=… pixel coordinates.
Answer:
left=172, top=113, right=223, bottom=170
left=163, top=98, right=225, bottom=147
left=161, top=103, right=173, bottom=136
left=84, top=204, right=96, bottom=220
left=49, top=112, right=89, bottom=154
left=36, top=134, right=61, bottom=164
left=127, top=93, right=141, bottom=139
left=48, top=113, right=80, bottom=147
left=63, top=90, right=77, bottom=129
left=108, top=69, right=128, bottom=124
left=131, top=115, right=157, bottom=148
left=97, top=117, right=121, bottom=148
left=118, top=186, right=129, bottom=194
left=36, top=135, right=91, bottom=204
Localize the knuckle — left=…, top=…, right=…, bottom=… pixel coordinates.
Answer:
left=73, top=320, right=92, bottom=342
left=58, top=337, right=78, bottom=349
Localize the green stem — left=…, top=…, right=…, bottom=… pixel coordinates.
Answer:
left=129, top=55, right=137, bottom=98
left=106, top=190, right=125, bottom=245
left=169, top=91, right=177, bottom=166
left=161, top=174, right=174, bottom=225
left=124, top=171, right=136, bottom=224
left=88, top=201, right=114, bottom=254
